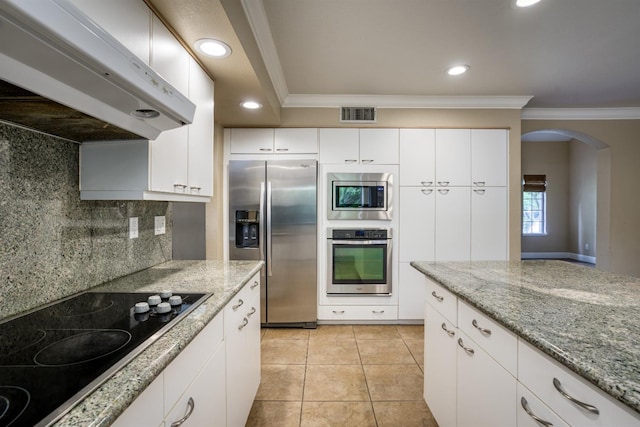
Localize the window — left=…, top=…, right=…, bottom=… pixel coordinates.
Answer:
left=522, top=191, right=546, bottom=234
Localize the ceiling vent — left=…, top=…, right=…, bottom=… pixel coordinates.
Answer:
left=340, top=107, right=377, bottom=123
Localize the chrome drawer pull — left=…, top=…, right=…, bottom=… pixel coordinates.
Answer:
left=441, top=322, right=455, bottom=337
left=473, top=181, right=486, bottom=187
left=171, top=397, right=195, bottom=427
left=332, top=310, right=345, bottom=314
left=521, top=397, right=553, bottom=427
left=345, top=159, right=358, bottom=163
left=250, top=280, right=260, bottom=289
left=421, top=181, right=433, bottom=186
left=437, top=181, right=450, bottom=186
left=232, top=298, right=244, bottom=311
left=362, top=159, right=374, bottom=163
left=259, top=148, right=273, bottom=151
left=473, top=189, right=486, bottom=195
left=472, top=319, right=492, bottom=336
left=421, top=188, right=433, bottom=195
left=247, top=307, right=257, bottom=318
left=552, top=378, right=600, bottom=415
left=437, top=189, right=450, bottom=195
left=457, top=338, right=475, bottom=355
left=238, top=317, right=249, bottom=330
left=372, top=310, right=385, bottom=314
left=431, top=291, right=444, bottom=302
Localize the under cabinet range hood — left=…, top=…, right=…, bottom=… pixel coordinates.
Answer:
left=0, top=0, right=196, bottom=141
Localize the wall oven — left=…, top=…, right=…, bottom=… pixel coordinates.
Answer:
left=327, top=228, right=392, bottom=295
left=327, top=172, right=393, bottom=220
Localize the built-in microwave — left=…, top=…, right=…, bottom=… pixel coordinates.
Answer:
left=327, top=172, right=393, bottom=220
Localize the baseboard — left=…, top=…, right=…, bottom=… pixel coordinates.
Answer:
left=521, top=252, right=596, bottom=265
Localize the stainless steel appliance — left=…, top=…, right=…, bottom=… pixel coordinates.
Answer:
left=327, top=172, right=393, bottom=220
left=0, top=291, right=208, bottom=426
left=229, top=160, right=317, bottom=327
left=327, top=228, right=392, bottom=295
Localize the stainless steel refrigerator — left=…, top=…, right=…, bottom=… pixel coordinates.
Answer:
left=228, top=159, right=317, bottom=327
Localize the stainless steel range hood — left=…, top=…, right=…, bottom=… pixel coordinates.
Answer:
left=0, top=0, right=196, bottom=142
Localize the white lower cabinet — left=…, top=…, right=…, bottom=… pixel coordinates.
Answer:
left=518, top=383, right=569, bottom=427
left=398, top=263, right=427, bottom=320
left=318, top=305, right=398, bottom=320
left=111, top=374, right=164, bottom=427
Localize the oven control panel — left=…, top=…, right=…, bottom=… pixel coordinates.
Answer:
left=330, top=228, right=390, bottom=239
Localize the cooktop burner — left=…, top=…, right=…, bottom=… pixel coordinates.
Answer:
left=0, top=291, right=208, bottom=427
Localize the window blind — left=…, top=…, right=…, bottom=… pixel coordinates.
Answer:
left=523, top=174, right=547, bottom=192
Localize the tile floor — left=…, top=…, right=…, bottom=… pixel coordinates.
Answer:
left=246, top=325, right=439, bottom=427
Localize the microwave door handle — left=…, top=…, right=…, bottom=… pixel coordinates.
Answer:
left=266, top=181, right=273, bottom=277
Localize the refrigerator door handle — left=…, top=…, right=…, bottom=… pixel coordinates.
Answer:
left=266, top=181, right=273, bottom=277
left=259, top=181, right=266, bottom=263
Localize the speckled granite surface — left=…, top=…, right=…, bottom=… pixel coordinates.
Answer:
left=51, top=259, right=263, bottom=427
left=411, top=260, right=640, bottom=415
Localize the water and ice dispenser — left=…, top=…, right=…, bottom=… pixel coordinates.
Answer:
left=235, top=210, right=259, bottom=248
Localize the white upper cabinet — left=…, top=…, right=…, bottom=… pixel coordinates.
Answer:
left=229, top=128, right=318, bottom=154
left=275, top=128, right=318, bottom=153
left=68, top=0, right=151, bottom=64
left=435, top=129, right=471, bottom=187
left=399, top=129, right=436, bottom=187
left=471, top=129, right=508, bottom=187
left=230, top=129, right=275, bottom=153
left=319, top=128, right=399, bottom=164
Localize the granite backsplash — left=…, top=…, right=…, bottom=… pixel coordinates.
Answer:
left=0, top=123, right=172, bottom=320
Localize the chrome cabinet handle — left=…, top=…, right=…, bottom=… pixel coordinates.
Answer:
left=437, top=189, right=450, bottom=195
left=372, top=310, right=385, bottom=314
left=552, top=378, right=600, bottom=414
left=441, top=322, right=455, bottom=337
left=421, top=181, right=433, bottom=186
left=173, top=183, right=187, bottom=191
left=190, top=186, right=201, bottom=190
left=232, top=298, right=244, bottom=311
left=473, top=189, right=486, bottom=195
left=259, top=147, right=273, bottom=151
left=421, top=189, right=433, bottom=195
left=247, top=307, right=257, bottom=317
left=171, top=397, right=195, bottom=427
left=332, top=310, right=345, bottom=314
left=276, top=148, right=289, bottom=152
left=250, top=280, right=260, bottom=290
left=472, top=319, right=492, bottom=336
left=473, top=181, right=486, bottom=187
left=431, top=291, right=444, bottom=302
left=437, top=181, right=450, bottom=186
left=458, top=338, right=475, bottom=355
left=362, top=159, right=374, bottom=163
left=238, top=317, right=249, bottom=330
left=345, top=159, right=358, bottom=163
left=520, top=397, right=554, bottom=427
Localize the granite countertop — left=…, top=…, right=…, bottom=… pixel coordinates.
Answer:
left=410, top=260, right=640, bottom=415
left=52, top=259, right=264, bottom=427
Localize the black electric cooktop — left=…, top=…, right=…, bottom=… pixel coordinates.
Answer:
left=0, top=291, right=208, bottom=427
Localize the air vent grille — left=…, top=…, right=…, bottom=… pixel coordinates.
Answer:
left=340, top=107, right=377, bottom=123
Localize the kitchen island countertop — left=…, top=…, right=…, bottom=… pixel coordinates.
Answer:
left=411, top=260, right=640, bottom=415
left=52, top=259, right=263, bottom=427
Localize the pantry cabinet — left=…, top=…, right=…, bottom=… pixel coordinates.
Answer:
left=435, top=187, right=471, bottom=262
left=319, top=128, right=399, bottom=164
left=399, top=129, right=435, bottom=186
left=471, top=186, right=507, bottom=261
left=471, top=129, right=508, bottom=187
left=435, top=129, right=471, bottom=187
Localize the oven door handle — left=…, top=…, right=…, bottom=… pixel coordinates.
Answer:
left=329, top=240, right=390, bottom=245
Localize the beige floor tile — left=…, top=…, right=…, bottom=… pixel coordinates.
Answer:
left=357, top=339, right=416, bottom=364
left=363, top=364, right=424, bottom=401
left=353, top=325, right=400, bottom=340
left=304, top=365, right=369, bottom=401
left=246, top=401, right=302, bottom=427
left=261, top=339, right=308, bottom=364
left=255, top=364, right=306, bottom=401
left=373, top=401, right=439, bottom=427
left=397, top=324, right=425, bottom=341
left=309, top=325, right=355, bottom=341
left=263, top=328, right=311, bottom=341
left=308, top=339, right=360, bottom=365
left=301, top=402, right=377, bottom=427
left=404, top=338, right=425, bottom=365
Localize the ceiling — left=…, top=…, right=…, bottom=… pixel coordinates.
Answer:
left=147, top=0, right=640, bottom=126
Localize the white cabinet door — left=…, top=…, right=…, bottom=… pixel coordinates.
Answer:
left=424, top=305, right=457, bottom=427
left=398, top=263, right=427, bottom=320
left=471, top=186, right=507, bottom=261
left=399, top=186, right=435, bottom=262
left=435, top=129, right=471, bottom=187
left=471, top=129, right=508, bottom=187
left=230, top=128, right=275, bottom=153
left=68, top=0, right=151, bottom=64
left=457, top=330, right=517, bottom=427
left=399, top=129, right=435, bottom=186
left=435, top=187, right=471, bottom=261
left=149, top=15, right=190, bottom=194
left=274, top=128, right=318, bottom=153
left=359, top=129, right=399, bottom=164
left=187, top=57, right=214, bottom=197
left=319, top=128, right=359, bottom=164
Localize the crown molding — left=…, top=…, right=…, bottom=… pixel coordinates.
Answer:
left=522, top=107, right=640, bottom=120
left=283, top=94, right=533, bottom=109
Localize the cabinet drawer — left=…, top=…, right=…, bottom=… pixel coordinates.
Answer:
left=164, top=312, right=223, bottom=414
left=424, top=278, right=457, bottom=325
left=318, top=305, right=398, bottom=320
left=458, top=300, right=517, bottom=376
left=519, top=340, right=640, bottom=426
left=518, top=383, right=569, bottom=427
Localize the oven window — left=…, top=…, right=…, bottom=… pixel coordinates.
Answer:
left=334, top=184, right=385, bottom=209
left=332, top=244, right=387, bottom=284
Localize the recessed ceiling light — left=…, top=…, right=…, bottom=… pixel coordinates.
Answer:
left=194, top=38, right=231, bottom=58
left=513, top=0, right=542, bottom=7
left=447, top=65, right=470, bottom=76
left=241, top=101, right=263, bottom=110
